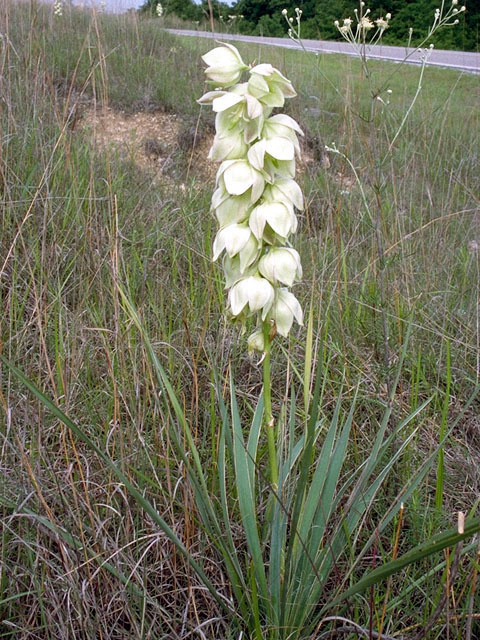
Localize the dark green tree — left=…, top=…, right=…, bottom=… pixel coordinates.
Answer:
left=139, top=0, right=202, bottom=21
left=229, top=0, right=478, bottom=50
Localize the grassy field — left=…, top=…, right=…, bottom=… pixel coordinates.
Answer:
left=1, top=2, right=480, bottom=638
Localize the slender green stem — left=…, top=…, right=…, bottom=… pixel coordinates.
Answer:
left=263, top=322, right=278, bottom=491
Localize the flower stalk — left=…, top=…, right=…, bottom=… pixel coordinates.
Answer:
left=199, top=44, right=303, bottom=489
left=262, top=321, right=278, bottom=490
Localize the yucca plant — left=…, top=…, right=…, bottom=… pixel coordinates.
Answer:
left=3, top=34, right=479, bottom=638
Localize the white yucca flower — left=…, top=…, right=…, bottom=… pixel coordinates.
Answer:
left=258, top=248, right=302, bottom=286
left=270, top=289, right=303, bottom=337
left=156, top=3, right=163, bottom=17
left=248, top=64, right=296, bottom=107
left=202, top=44, right=248, bottom=88
left=249, top=201, right=298, bottom=242
left=213, top=223, right=259, bottom=272
left=229, top=276, right=275, bottom=319
left=198, top=45, right=304, bottom=351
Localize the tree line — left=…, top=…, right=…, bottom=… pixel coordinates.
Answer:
left=140, top=0, right=479, bottom=51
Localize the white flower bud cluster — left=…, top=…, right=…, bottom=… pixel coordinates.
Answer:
left=156, top=3, right=163, bottom=18
left=198, top=44, right=304, bottom=352
left=432, top=1, right=466, bottom=31
left=282, top=7, right=303, bottom=40
left=53, top=0, right=63, bottom=16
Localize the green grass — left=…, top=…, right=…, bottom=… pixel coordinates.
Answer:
left=1, top=2, right=479, bottom=638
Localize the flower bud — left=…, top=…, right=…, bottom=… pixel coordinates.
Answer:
left=247, top=328, right=265, bottom=354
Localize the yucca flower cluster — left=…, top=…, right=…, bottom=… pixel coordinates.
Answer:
left=198, top=44, right=304, bottom=353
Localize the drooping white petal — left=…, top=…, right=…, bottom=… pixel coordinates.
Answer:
left=212, top=92, right=244, bottom=113
left=243, top=116, right=264, bottom=144
left=197, top=90, right=227, bottom=104
left=202, top=44, right=247, bottom=86
left=259, top=85, right=285, bottom=108
left=209, top=132, right=247, bottom=162
left=264, top=202, right=297, bottom=238
left=245, top=93, right=264, bottom=119
left=265, top=137, right=295, bottom=161
left=238, top=233, right=260, bottom=272
left=223, top=160, right=253, bottom=195
left=249, top=65, right=297, bottom=103
left=202, top=43, right=245, bottom=69
left=223, top=224, right=252, bottom=258
left=247, top=140, right=266, bottom=171
left=214, top=191, right=251, bottom=228
left=249, top=203, right=268, bottom=240
left=263, top=155, right=296, bottom=181
left=229, top=278, right=249, bottom=315
left=269, top=178, right=304, bottom=210
left=247, top=328, right=265, bottom=354
left=267, top=113, right=304, bottom=135
left=263, top=121, right=301, bottom=156
left=215, top=110, right=241, bottom=137
left=247, top=276, right=274, bottom=315
left=249, top=167, right=265, bottom=203
left=223, top=255, right=252, bottom=288
left=249, top=63, right=275, bottom=77
left=247, top=72, right=270, bottom=98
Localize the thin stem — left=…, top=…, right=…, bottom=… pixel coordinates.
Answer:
left=263, top=322, right=278, bottom=491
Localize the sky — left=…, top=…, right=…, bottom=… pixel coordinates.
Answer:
left=68, top=0, right=235, bottom=13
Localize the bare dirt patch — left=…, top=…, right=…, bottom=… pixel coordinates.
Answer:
left=81, top=104, right=216, bottom=186
left=80, top=104, right=324, bottom=192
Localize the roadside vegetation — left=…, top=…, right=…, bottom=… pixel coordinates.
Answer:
left=141, top=0, right=479, bottom=52
left=1, top=1, right=479, bottom=638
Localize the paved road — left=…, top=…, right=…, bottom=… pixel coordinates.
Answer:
left=166, top=29, right=480, bottom=74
